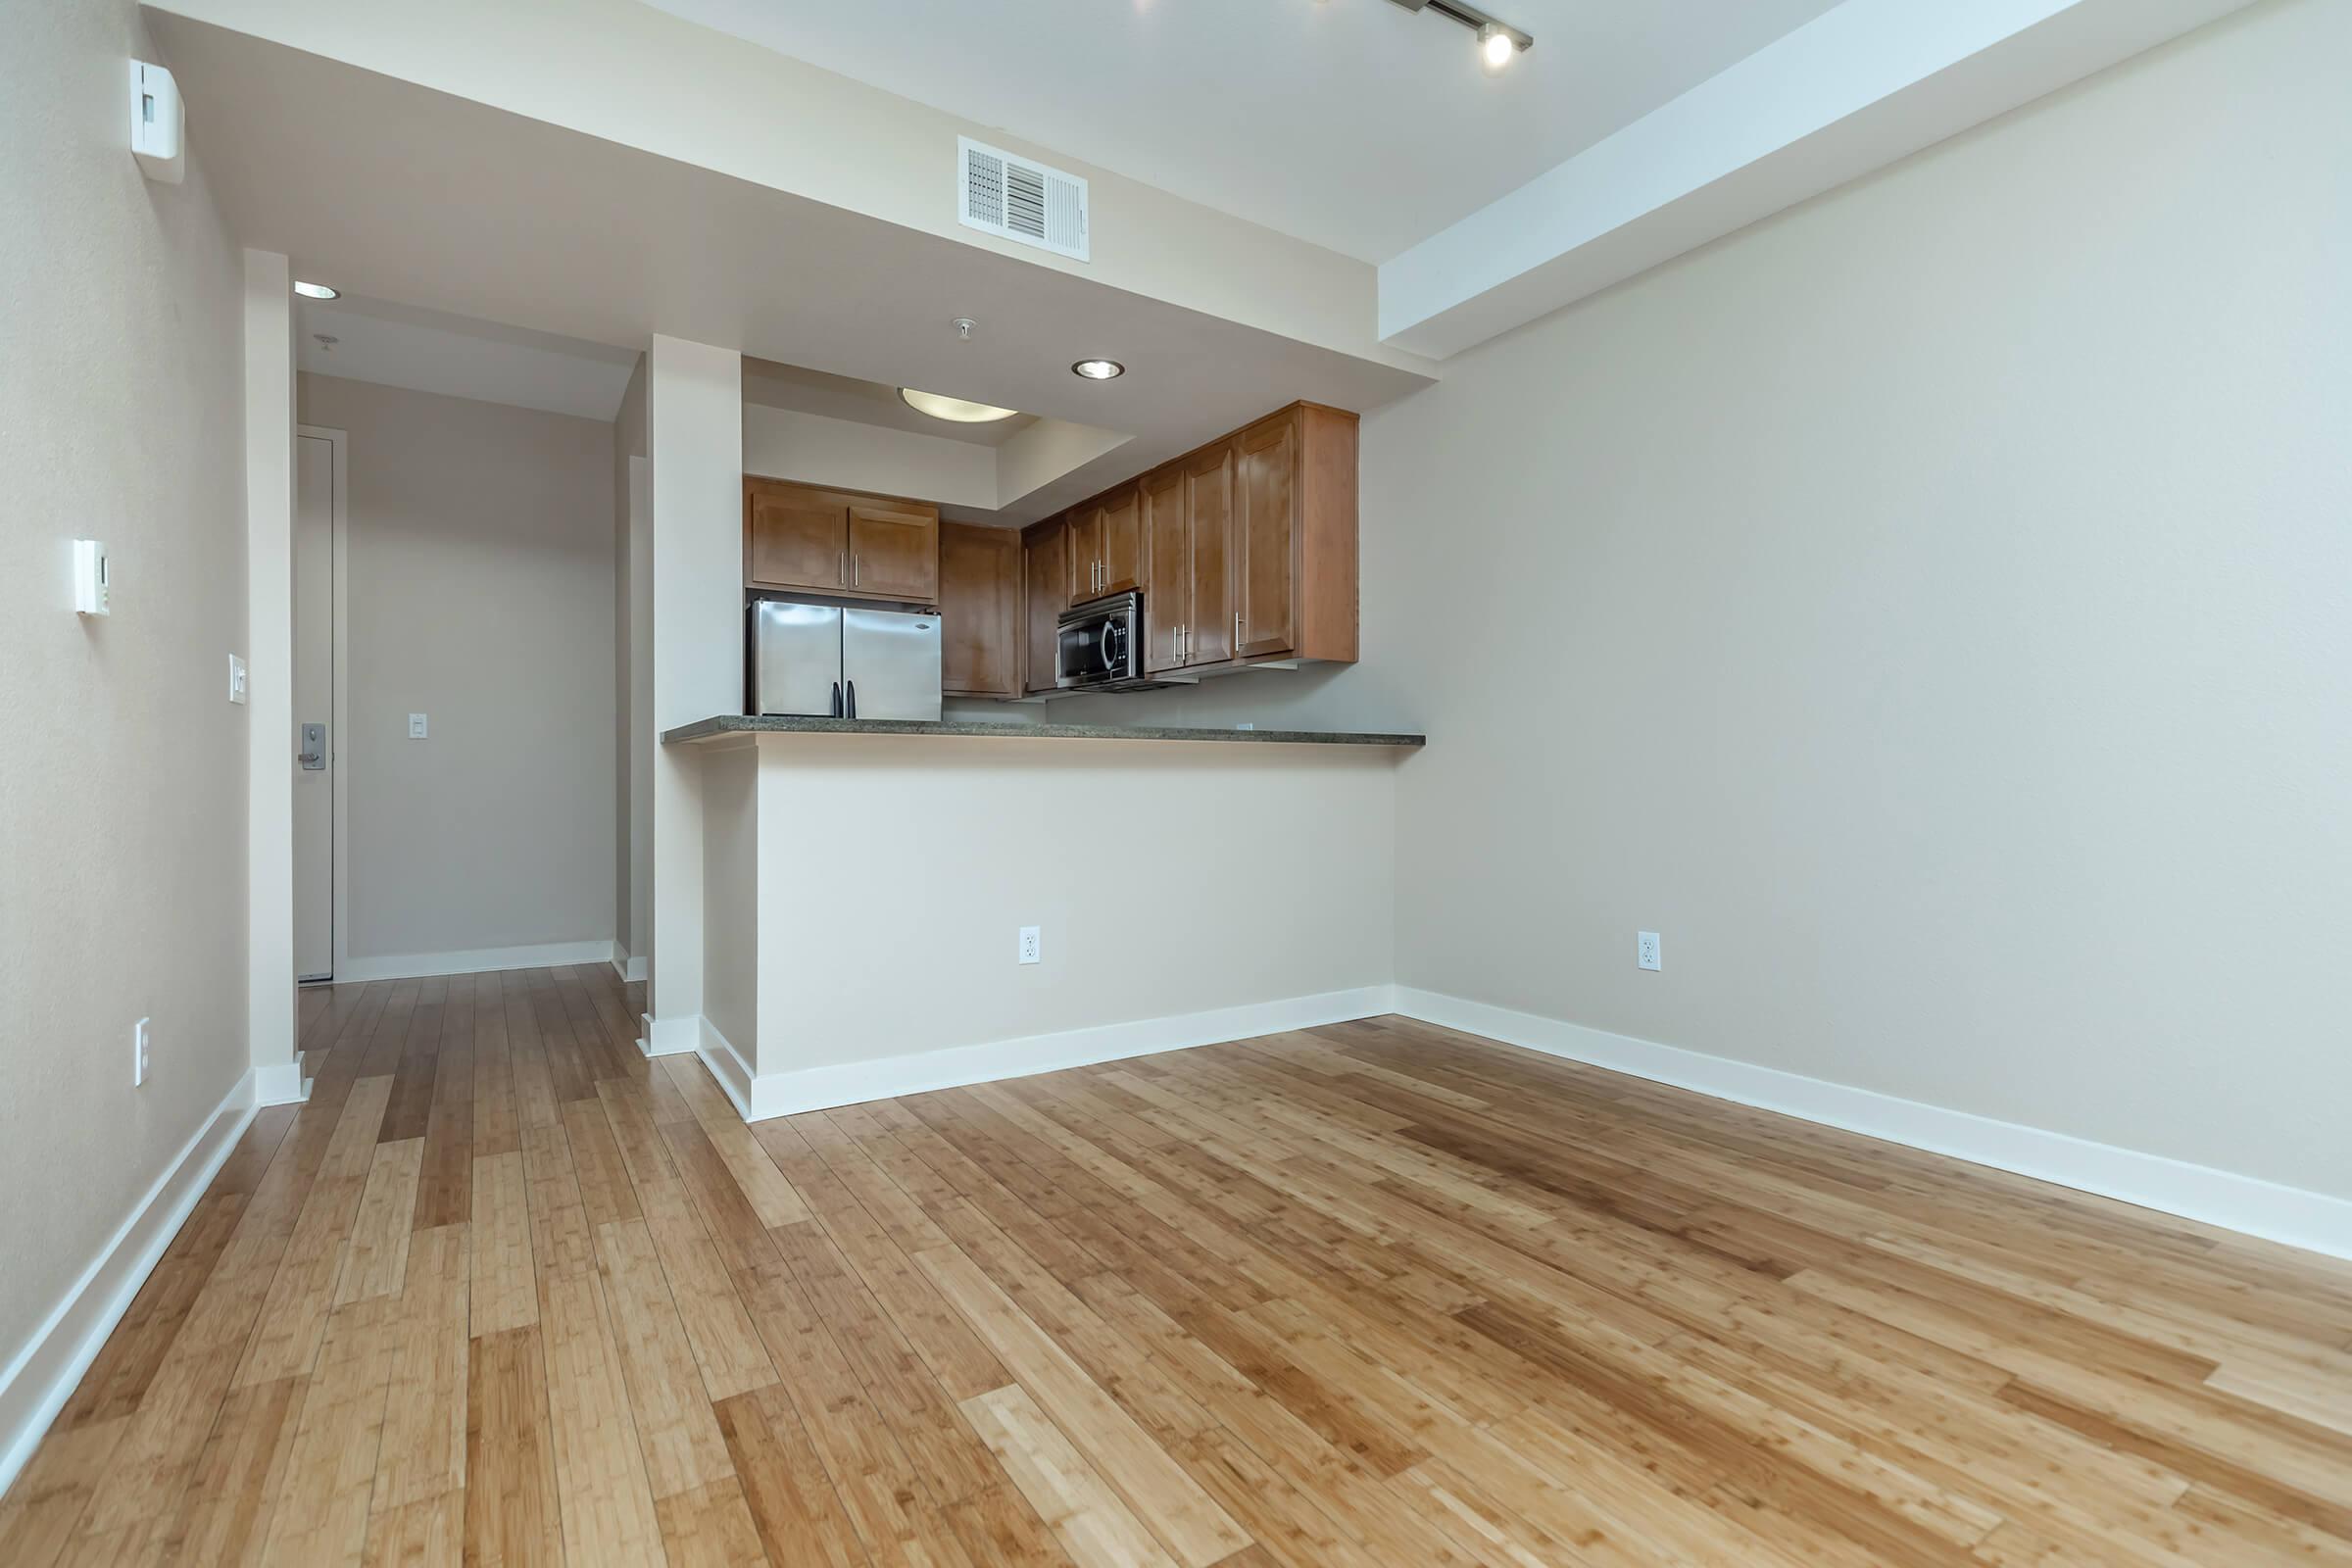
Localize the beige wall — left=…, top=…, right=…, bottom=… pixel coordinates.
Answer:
left=743, top=404, right=998, bottom=511
left=614, top=357, right=649, bottom=966
left=739, top=735, right=1396, bottom=1078
left=0, top=0, right=249, bottom=1396
left=298, top=374, right=616, bottom=964
left=645, top=337, right=746, bottom=1029
left=1089, top=0, right=2352, bottom=1199
left=699, top=743, right=760, bottom=1064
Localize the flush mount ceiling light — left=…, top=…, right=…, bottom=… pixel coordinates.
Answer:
left=1071, top=359, right=1125, bottom=380
left=899, top=387, right=1018, bottom=422
left=1383, top=0, right=1533, bottom=69
left=292, top=279, right=339, bottom=299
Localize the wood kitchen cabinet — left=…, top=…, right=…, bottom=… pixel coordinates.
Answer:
left=1234, top=413, right=1298, bottom=659
left=939, top=521, right=1020, bottom=699
left=1139, top=445, right=1238, bottom=672
left=1138, top=464, right=1187, bottom=672
left=743, top=400, right=1357, bottom=705
left=1021, top=515, right=1068, bottom=695
left=1066, top=484, right=1141, bottom=602
left=743, top=477, right=939, bottom=604
left=1180, top=440, right=1238, bottom=667
left=746, top=478, right=850, bottom=592
left=1133, top=402, right=1353, bottom=671
left=848, top=499, right=939, bottom=602
left=1240, top=403, right=1356, bottom=663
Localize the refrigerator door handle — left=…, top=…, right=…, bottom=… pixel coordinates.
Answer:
left=845, top=679, right=858, bottom=719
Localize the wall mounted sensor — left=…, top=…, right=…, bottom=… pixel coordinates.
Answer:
left=74, top=540, right=110, bottom=615
left=130, top=61, right=184, bottom=184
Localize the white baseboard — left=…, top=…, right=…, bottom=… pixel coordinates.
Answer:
left=0, top=1068, right=262, bottom=1497
left=337, top=939, right=615, bottom=984
left=253, top=1054, right=309, bottom=1106
left=721, top=985, right=1397, bottom=1123
left=640, top=1012, right=698, bottom=1059
left=1392, top=987, right=2352, bottom=1263
left=608, top=943, right=646, bottom=984
left=696, top=1017, right=760, bottom=1118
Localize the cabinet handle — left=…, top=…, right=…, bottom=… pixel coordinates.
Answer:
left=854, top=554, right=861, bottom=587
left=1235, top=612, right=1243, bottom=650
left=837, top=549, right=847, bottom=585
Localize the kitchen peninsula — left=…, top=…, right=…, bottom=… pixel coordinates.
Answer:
left=664, top=714, right=1426, bottom=747
left=662, top=717, right=1421, bottom=1121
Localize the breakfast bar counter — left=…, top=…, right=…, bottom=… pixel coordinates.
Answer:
left=662, top=714, right=1426, bottom=748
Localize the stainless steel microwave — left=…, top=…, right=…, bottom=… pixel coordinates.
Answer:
left=1055, top=590, right=1150, bottom=691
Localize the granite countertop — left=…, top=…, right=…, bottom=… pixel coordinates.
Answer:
left=662, top=714, right=1426, bottom=748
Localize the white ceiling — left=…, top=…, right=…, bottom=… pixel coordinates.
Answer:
left=297, top=295, right=639, bottom=419
left=148, top=15, right=1431, bottom=525
left=646, top=0, right=1845, bottom=264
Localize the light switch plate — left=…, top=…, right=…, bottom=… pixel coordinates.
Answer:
left=408, top=712, right=428, bottom=739
left=227, top=655, right=247, bottom=705
left=74, top=540, right=110, bottom=615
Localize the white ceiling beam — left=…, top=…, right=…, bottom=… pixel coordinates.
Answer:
left=1377, top=0, right=2259, bottom=360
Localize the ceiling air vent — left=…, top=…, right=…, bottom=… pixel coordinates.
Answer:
left=958, top=136, right=1089, bottom=263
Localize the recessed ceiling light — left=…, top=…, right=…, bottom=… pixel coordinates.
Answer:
left=292, top=280, right=339, bottom=300
left=899, top=387, right=1018, bottom=422
left=1071, top=360, right=1125, bottom=381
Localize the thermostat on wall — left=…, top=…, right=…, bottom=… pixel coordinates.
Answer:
left=74, top=540, right=110, bottom=615
left=130, top=61, right=184, bottom=184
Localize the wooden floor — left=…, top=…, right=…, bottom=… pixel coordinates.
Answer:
left=4, top=970, right=2351, bottom=1566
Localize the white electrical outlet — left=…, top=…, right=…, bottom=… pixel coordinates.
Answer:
left=133, top=1016, right=152, bottom=1087
left=408, top=712, right=428, bottom=739
left=1017, top=926, right=1042, bottom=965
left=1637, top=931, right=1662, bottom=971
left=227, top=654, right=247, bottom=705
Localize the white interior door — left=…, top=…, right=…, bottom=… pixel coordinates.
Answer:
left=293, top=431, right=337, bottom=981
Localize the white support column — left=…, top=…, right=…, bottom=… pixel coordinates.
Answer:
left=243, top=249, right=301, bottom=1101
left=642, top=335, right=743, bottom=1055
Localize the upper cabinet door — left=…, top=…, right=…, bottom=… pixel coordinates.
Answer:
left=1065, top=506, right=1103, bottom=601
left=1021, top=517, right=1068, bottom=694
left=1233, top=414, right=1297, bottom=659
left=847, top=500, right=940, bottom=603
left=1098, top=484, right=1143, bottom=596
left=1139, top=465, right=1188, bottom=673
left=939, top=521, right=1020, bottom=698
left=746, top=479, right=848, bottom=591
left=1183, top=442, right=1236, bottom=667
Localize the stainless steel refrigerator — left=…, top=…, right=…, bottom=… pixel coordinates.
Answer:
left=748, top=601, right=943, bottom=720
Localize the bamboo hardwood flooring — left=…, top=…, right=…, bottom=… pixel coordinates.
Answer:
left=5, top=967, right=2350, bottom=1564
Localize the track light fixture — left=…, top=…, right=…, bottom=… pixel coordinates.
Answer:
left=1383, top=0, right=1533, bottom=69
